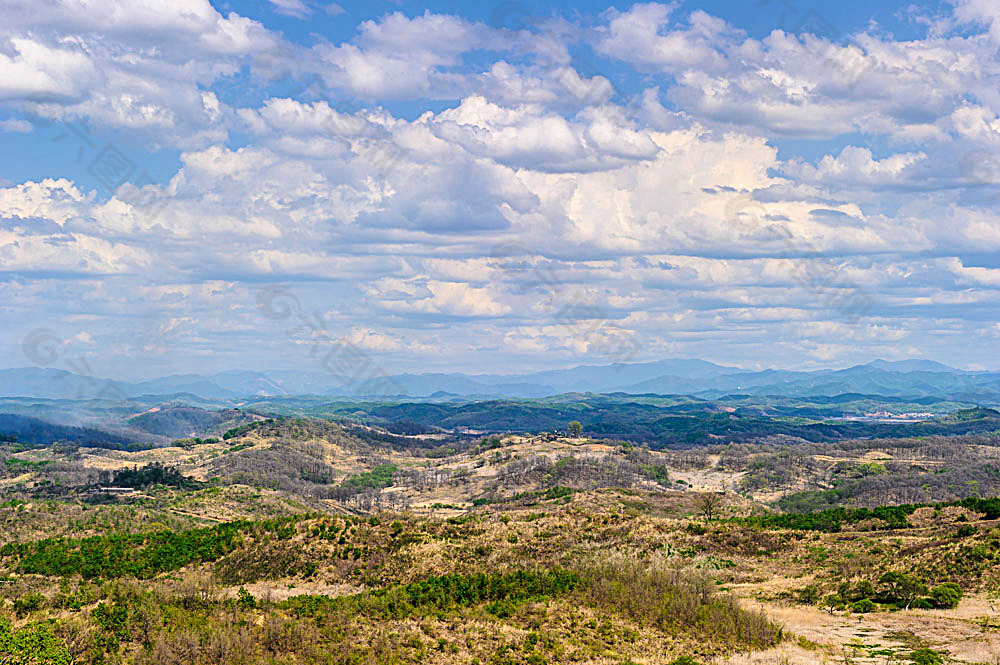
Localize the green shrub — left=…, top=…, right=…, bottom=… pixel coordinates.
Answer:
left=733, top=496, right=1000, bottom=533
left=543, top=486, right=574, bottom=500
left=851, top=598, right=877, bottom=613
left=877, top=572, right=927, bottom=607
left=0, top=519, right=302, bottom=579
left=12, top=592, right=45, bottom=616
left=342, top=464, right=398, bottom=492
left=838, top=580, right=874, bottom=603
left=237, top=586, right=257, bottom=610
left=0, top=616, right=71, bottom=665
left=822, top=594, right=845, bottom=612
left=796, top=585, right=819, bottom=604
left=955, top=524, right=977, bottom=538
left=112, top=462, right=201, bottom=489
left=929, top=582, right=962, bottom=609
left=685, top=522, right=707, bottom=535
left=284, top=569, right=581, bottom=621
left=908, top=648, right=944, bottom=664
left=91, top=601, right=130, bottom=656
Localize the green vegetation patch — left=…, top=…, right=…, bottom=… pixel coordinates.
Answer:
left=284, top=569, right=581, bottom=620
left=0, top=518, right=302, bottom=579
left=341, top=464, right=398, bottom=491
left=111, top=462, right=202, bottom=489
left=4, top=458, right=52, bottom=471
left=735, top=496, right=1000, bottom=532
left=0, top=616, right=71, bottom=665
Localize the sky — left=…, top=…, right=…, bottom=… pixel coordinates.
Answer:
left=1, top=0, right=999, bottom=381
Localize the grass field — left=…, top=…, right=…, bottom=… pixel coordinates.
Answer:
left=2, top=421, right=1000, bottom=664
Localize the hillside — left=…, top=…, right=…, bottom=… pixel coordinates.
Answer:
left=0, top=413, right=134, bottom=448
left=3, top=417, right=1000, bottom=664
left=3, top=424, right=1000, bottom=663
left=249, top=398, right=1000, bottom=447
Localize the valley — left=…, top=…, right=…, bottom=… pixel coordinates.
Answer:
left=2, top=403, right=1000, bottom=664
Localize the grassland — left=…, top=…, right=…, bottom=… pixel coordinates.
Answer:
left=2, top=417, right=1000, bottom=664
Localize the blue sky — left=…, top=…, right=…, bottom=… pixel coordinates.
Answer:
left=1, top=0, right=999, bottom=382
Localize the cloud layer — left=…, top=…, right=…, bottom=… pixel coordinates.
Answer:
left=1, top=0, right=999, bottom=378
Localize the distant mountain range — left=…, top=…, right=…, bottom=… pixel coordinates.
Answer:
left=1, top=359, right=999, bottom=404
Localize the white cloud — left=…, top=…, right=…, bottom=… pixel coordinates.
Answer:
left=0, top=118, right=31, bottom=133
left=595, top=3, right=1000, bottom=143
left=0, top=0, right=280, bottom=147
left=953, top=0, right=1000, bottom=42
left=365, top=278, right=510, bottom=316
left=783, top=146, right=927, bottom=186
left=597, top=6, right=735, bottom=72
left=269, top=0, right=312, bottom=19
left=3, top=2, right=1000, bottom=374
left=313, top=11, right=496, bottom=99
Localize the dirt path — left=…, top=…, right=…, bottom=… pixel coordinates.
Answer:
left=169, top=507, right=225, bottom=523
left=720, top=595, right=1000, bottom=664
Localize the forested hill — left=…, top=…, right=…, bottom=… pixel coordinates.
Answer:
left=0, top=414, right=135, bottom=448
left=287, top=400, right=1000, bottom=447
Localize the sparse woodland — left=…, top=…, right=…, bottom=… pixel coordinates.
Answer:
left=2, top=415, right=1000, bottom=663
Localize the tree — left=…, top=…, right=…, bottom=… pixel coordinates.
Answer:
left=0, top=616, right=72, bottom=665
left=878, top=571, right=927, bottom=609
left=822, top=593, right=845, bottom=614
left=697, top=493, right=722, bottom=521
left=568, top=421, right=583, bottom=437
left=929, top=583, right=962, bottom=609
left=237, top=587, right=257, bottom=610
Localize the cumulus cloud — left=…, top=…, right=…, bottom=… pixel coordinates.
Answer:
left=313, top=11, right=498, bottom=99
left=269, top=0, right=312, bottom=19
left=0, top=0, right=280, bottom=148
left=2, top=2, right=1000, bottom=375
left=594, top=2, right=1000, bottom=145
left=782, top=146, right=927, bottom=186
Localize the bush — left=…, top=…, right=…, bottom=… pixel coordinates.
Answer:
left=0, top=616, right=71, bottom=665
left=955, top=524, right=977, bottom=538
left=796, top=585, right=820, bottom=605
left=877, top=572, right=927, bottom=607
left=685, top=522, right=707, bottom=536
left=908, top=648, right=944, bottom=665
left=237, top=587, right=257, bottom=610
left=284, top=569, right=581, bottom=621
left=838, top=580, right=874, bottom=603
left=0, top=519, right=301, bottom=579
left=850, top=598, right=877, bottom=613
left=111, top=462, right=201, bottom=489
left=12, top=592, right=45, bottom=616
left=341, top=464, right=397, bottom=492
left=822, top=594, right=845, bottom=612
left=543, top=486, right=574, bottom=500
left=578, top=553, right=782, bottom=648
left=929, top=582, right=962, bottom=609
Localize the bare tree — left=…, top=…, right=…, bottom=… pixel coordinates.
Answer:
left=697, top=493, right=723, bottom=521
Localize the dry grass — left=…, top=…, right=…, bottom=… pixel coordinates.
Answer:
left=6, top=430, right=1000, bottom=664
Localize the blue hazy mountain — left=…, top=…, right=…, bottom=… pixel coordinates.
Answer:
left=1, top=359, right=997, bottom=403
left=866, top=359, right=963, bottom=373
